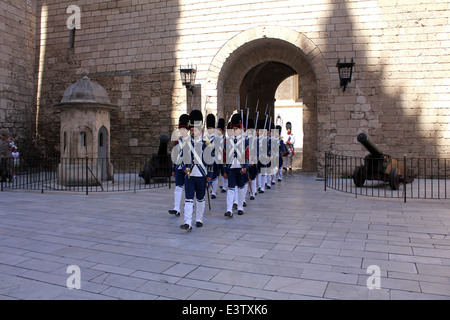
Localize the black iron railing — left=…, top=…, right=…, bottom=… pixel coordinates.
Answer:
left=324, top=153, right=450, bottom=202
left=0, top=155, right=172, bottom=194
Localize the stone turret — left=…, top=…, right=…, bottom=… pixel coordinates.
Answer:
left=55, top=70, right=118, bottom=186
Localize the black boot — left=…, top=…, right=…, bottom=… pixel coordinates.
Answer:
left=180, top=223, right=192, bottom=231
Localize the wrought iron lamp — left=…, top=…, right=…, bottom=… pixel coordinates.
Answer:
left=336, top=58, right=355, bottom=91
left=179, top=64, right=197, bottom=93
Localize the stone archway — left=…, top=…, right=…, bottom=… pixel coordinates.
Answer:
left=205, top=26, right=331, bottom=172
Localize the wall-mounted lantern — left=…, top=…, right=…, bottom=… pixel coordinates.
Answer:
left=179, top=64, right=197, bottom=93
left=336, top=58, right=355, bottom=91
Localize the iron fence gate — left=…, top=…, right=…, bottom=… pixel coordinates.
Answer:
left=1, top=155, right=172, bottom=194
left=324, top=153, right=449, bottom=202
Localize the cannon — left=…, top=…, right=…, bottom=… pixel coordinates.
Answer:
left=139, top=135, right=172, bottom=184
left=353, top=133, right=414, bottom=190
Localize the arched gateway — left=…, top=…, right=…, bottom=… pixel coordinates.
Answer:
left=204, top=26, right=331, bottom=173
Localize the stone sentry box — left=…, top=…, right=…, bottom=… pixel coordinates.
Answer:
left=54, top=70, right=117, bottom=186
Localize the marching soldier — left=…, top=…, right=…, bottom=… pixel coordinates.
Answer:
left=267, top=122, right=276, bottom=187
left=204, top=113, right=220, bottom=199
left=169, top=113, right=191, bottom=216
left=275, top=125, right=287, bottom=182
left=233, top=114, right=250, bottom=207
left=216, top=118, right=226, bottom=195
left=223, top=113, right=248, bottom=217
left=256, top=119, right=269, bottom=193
left=180, top=109, right=213, bottom=231
left=246, top=118, right=258, bottom=200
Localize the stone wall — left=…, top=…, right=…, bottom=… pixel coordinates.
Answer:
left=5, top=0, right=450, bottom=170
left=0, top=0, right=38, bottom=154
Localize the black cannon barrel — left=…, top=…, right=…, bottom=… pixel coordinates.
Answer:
left=157, top=135, right=169, bottom=156
left=357, top=133, right=383, bottom=158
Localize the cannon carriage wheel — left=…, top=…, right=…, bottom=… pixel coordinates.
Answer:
left=389, top=167, right=400, bottom=190
left=141, top=165, right=151, bottom=184
left=353, top=166, right=366, bottom=187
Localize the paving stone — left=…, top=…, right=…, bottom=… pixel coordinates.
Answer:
left=185, top=266, right=222, bottom=281
left=264, top=276, right=327, bottom=297
left=136, top=280, right=197, bottom=300
left=163, top=263, right=198, bottom=277
left=324, top=282, right=390, bottom=300
left=219, top=245, right=268, bottom=258
left=419, top=282, right=450, bottom=297
left=0, top=172, right=449, bottom=300
left=211, top=270, right=272, bottom=289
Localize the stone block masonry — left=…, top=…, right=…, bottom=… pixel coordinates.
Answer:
left=0, top=0, right=448, bottom=169
left=0, top=0, right=38, bottom=154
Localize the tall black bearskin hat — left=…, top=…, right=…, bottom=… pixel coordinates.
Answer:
left=206, top=114, right=216, bottom=128
left=276, top=125, right=282, bottom=134
left=247, top=118, right=255, bottom=130
left=189, top=109, right=203, bottom=128
left=286, top=121, right=292, bottom=130
left=230, top=113, right=242, bottom=129
left=178, top=114, right=190, bottom=129
left=218, top=118, right=225, bottom=131
left=257, top=119, right=266, bottom=130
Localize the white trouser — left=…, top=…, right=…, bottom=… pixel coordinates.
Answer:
left=250, top=179, right=257, bottom=196
left=233, top=182, right=248, bottom=203
left=285, top=155, right=293, bottom=168
left=271, top=167, right=279, bottom=183
left=222, top=177, right=228, bottom=190
left=258, top=173, right=266, bottom=191
left=227, top=187, right=246, bottom=211
left=173, top=186, right=183, bottom=212
left=184, top=199, right=205, bottom=226
left=211, top=178, right=218, bottom=196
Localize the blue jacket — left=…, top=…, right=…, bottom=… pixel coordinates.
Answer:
left=223, top=135, right=249, bottom=173
left=181, top=138, right=214, bottom=179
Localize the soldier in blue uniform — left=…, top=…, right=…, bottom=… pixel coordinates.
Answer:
left=275, top=125, right=287, bottom=181
left=169, top=113, right=191, bottom=216
left=216, top=118, right=226, bottom=193
left=256, top=119, right=269, bottom=193
left=204, top=113, right=220, bottom=199
left=180, top=109, right=213, bottom=231
left=223, top=113, right=249, bottom=217
left=246, top=118, right=258, bottom=200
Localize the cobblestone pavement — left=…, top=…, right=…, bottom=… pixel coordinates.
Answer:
left=0, top=171, right=449, bottom=300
